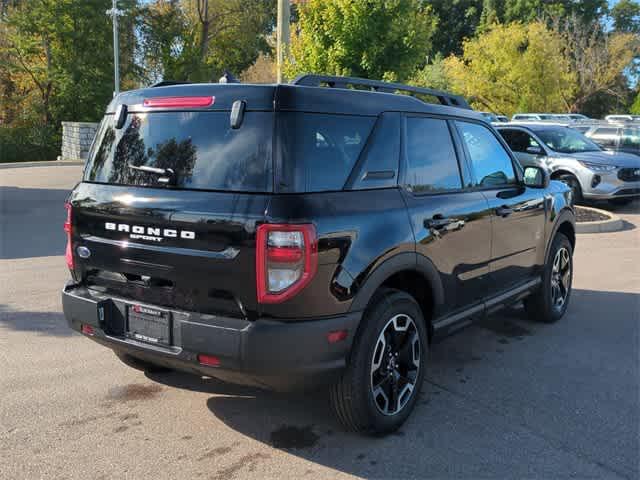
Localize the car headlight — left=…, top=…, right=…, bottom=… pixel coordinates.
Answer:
left=578, top=161, right=617, bottom=172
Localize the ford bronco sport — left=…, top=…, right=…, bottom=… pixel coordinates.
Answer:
left=62, top=75, right=576, bottom=434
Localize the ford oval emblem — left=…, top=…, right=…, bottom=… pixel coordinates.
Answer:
left=76, top=246, right=91, bottom=259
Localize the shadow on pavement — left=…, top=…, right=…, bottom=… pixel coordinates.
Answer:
left=145, top=288, right=639, bottom=479
left=0, top=305, right=74, bottom=336
left=0, top=186, right=69, bottom=259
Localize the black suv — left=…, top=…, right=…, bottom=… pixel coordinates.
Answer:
left=62, top=75, right=576, bottom=434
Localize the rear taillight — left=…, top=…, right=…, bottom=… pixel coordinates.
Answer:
left=64, top=202, right=74, bottom=270
left=256, top=224, right=318, bottom=304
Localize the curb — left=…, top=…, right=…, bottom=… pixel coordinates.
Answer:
left=575, top=206, right=624, bottom=234
left=0, top=160, right=84, bottom=169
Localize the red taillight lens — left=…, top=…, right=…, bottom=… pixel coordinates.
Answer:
left=81, top=324, right=94, bottom=336
left=197, top=354, right=220, bottom=367
left=327, top=330, right=348, bottom=344
left=256, top=224, right=318, bottom=304
left=143, top=96, right=215, bottom=108
left=64, top=202, right=74, bottom=270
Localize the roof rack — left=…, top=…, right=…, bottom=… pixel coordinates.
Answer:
left=292, top=74, right=471, bottom=110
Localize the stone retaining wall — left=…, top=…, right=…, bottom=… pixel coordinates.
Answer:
left=61, top=121, right=98, bottom=162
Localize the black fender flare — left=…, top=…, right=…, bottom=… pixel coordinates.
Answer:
left=348, top=252, right=445, bottom=315
left=545, top=207, right=576, bottom=263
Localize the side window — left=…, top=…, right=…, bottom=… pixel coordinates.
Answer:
left=349, top=113, right=400, bottom=190
left=499, top=129, right=540, bottom=153
left=622, top=128, right=639, bottom=148
left=456, top=121, right=516, bottom=187
left=591, top=127, right=619, bottom=147
left=405, top=117, right=462, bottom=193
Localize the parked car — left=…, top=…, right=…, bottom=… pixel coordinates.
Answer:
left=583, top=124, right=640, bottom=157
left=480, top=111, right=509, bottom=123
left=549, top=114, right=590, bottom=122
left=605, top=115, right=640, bottom=123
left=512, top=113, right=556, bottom=121
left=497, top=123, right=640, bottom=205
left=480, top=111, right=499, bottom=122
left=62, top=75, right=576, bottom=435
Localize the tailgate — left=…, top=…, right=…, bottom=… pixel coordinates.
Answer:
left=68, top=182, right=268, bottom=318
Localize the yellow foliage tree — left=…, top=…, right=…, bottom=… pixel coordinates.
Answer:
left=444, top=22, right=575, bottom=116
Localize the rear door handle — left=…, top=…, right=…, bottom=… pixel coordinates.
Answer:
left=424, top=216, right=453, bottom=230
left=495, top=206, right=513, bottom=217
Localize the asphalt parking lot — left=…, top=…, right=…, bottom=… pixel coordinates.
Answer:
left=1, top=164, right=638, bottom=480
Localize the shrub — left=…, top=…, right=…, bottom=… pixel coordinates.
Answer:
left=0, top=125, right=59, bottom=163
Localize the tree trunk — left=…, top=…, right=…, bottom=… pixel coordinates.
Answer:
left=197, top=0, right=210, bottom=70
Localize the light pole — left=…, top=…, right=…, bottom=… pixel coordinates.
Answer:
left=106, top=0, right=124, bottom=96
left=276, top=0, right=290, bottom=83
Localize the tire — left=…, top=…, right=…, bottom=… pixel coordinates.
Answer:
left=330, top=288, right=428, bottom=435
left=556, top=173, right=583, bottom=205
left=114, top=352, right=172, bottom=373
left=524, top=233, right=573, bottom=323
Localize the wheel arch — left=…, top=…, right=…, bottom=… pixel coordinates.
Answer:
left=545, top=209, right=576, bottom=263
left=349, top=253, right=444, bottom=340
left=550, top=169, right=579, bottom=181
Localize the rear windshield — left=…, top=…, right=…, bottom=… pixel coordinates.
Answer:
left=84, top=111, right=273, bottom=192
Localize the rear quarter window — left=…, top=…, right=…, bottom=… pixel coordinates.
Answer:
left=277, top=113, right=376, bottom=192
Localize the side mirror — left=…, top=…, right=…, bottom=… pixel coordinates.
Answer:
left=526, top=145, right=543, bottom=155
left=523, top=166, right=549, bottom=189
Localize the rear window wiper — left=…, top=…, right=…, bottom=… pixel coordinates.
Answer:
left=127, top=164, right=176, bottom=185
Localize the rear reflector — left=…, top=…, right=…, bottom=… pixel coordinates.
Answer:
left=143, top=96, right=215, bottom=108
left=327, top=330, right=348, bottom=343
left=197, top=354, right=221, bottom=367
left=81, top=324, right=95, bottom=336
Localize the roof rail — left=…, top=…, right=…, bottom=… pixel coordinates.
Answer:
left=292, top=74, right=471, bottom=110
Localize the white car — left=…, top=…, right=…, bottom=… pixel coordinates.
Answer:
left=605, top=115, right=640, bottom=123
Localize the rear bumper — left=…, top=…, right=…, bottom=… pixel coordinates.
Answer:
left=62, top=283, right=360, bottom=391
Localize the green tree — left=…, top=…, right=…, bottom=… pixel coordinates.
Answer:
left=630, top=92, right=640, bottom=114
left=611, top=0, right=640, bottom=33
left=410, top=54, right=450, bottom=91
left=502, top=0, right=608, bottom=24
left=427, top=1, right=482, bottom=57
left=1, top=0, right=137, bottom=124
left=139, top=0, right=275, bottom=82
left=478, top=0, right=501, bottom=32
left=184, top=0, right=275, bottom=81
left=139, top=0, right=196, bottom=82
left=444, top=21, right=575, bottom=115
left=285, top=0, right=437, bottom=82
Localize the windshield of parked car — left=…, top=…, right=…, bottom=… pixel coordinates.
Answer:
left=534, top=127, right=602, bottom=154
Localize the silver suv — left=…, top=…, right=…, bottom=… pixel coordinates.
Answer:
left=497, top=124, right=640, bottom=205
left=582, top=123, right=640, bottom=157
